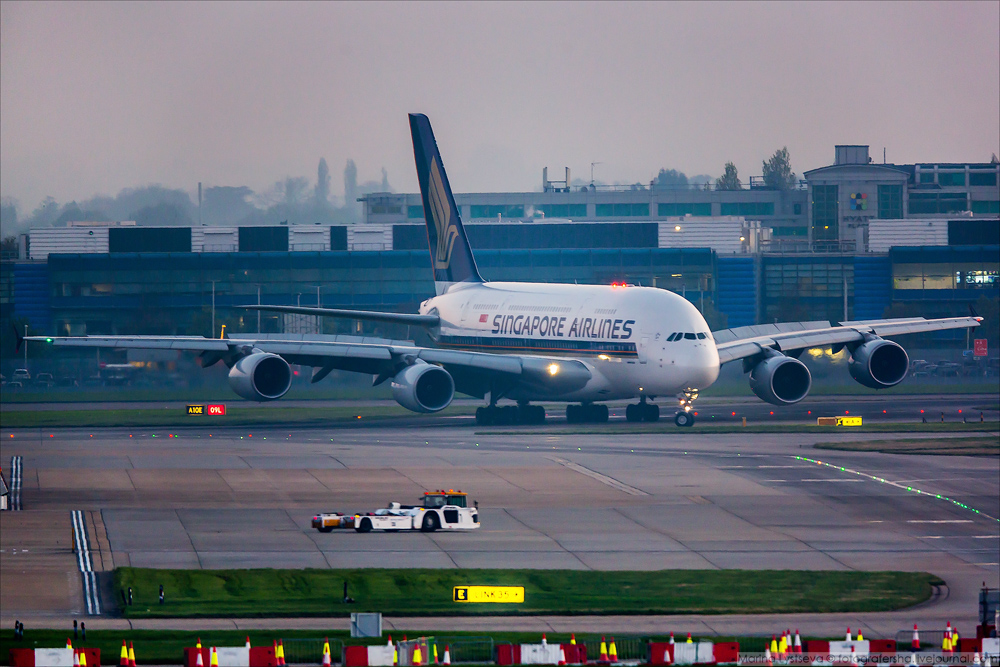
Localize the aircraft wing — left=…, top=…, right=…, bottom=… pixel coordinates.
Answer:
left=241, top=305, right=440, bottom=327
left=713, top=316, right=981, bottom=364
left=24, top=334, right=592, bottom=398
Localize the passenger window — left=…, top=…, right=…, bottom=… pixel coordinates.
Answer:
left=696, top=333, right=707, bottom=340
left=684, top=333, right=696, bottom=340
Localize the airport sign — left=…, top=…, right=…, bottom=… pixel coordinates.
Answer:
left=974, top=339, right=987, bottom=356
left=187, top=404, right=226, bottom=415
left=187, top=404, right=204, bottom=415
left=207, top=404, right=226, bottom=415
left=453, top=586, right=525, bottom=603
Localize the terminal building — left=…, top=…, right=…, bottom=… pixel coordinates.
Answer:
left=2, top=145, right=997, bottom=348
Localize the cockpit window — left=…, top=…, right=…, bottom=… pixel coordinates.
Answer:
left=684, top=333, right=697, bottom=340
left=696, top=333, right=707, bottom=340
left=667, top=332, right=678, bottom=341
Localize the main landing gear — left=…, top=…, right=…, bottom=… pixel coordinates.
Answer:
left=625, top=396, right=660, bottom=422
left=566, top=403, right=609, bottom=424
left=475, top=403, right=546, bottom=425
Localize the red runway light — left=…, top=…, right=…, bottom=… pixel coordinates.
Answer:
left=920, top=409, right=924, bottom=413
left=958, top=409, right=962, bottom=413
left=770, top=411, right=774, bottom=415
left=845, top=410, right=849, bottom=414
left=693, top=412, right=698, bottom=416
left=883, top=410, right=887, bottom=413
left=732, top=412, right=736, bottom=416
left=807, top=410, right=812, bottom=415
left=248, top=434, right=252, bottom=437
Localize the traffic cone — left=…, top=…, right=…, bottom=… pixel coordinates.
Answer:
left=686, top=633, right=693, bottom=644
left=443, top=646, right=452, bottom=666
left=394, top=643, right=399, bottom=666
left=973, top=652, right=982, bottom=666
left=278, top=639, right=286, bottom=666
left=571, top=634, right=577, bottom=646
left=80, top=649, right=88, bottom=667
left=764, top=646, right=773, bottom=667
left=600, top=637, right=609, bottom=663
left=388, top=635, right=394, bottom=647
left=211, top=647, right=219, bottom=667
left=669, top=633, right=675, bottom=645
left=197, top=638, right=202, bottom=649
left=846, top=628, right=852, bottom=642
left=120, top=641, right=129, bottom=667
left=609, top=638, right=618, bottom=663
left=128, top=642, right=136, bottom=667
left=323, top=638, right=332, bottom=667
left=954, top=629, right=960, bottom=648
left=778, top=634, right=787, bottom=657
left=770, top=636, right=778, bottom=657
left=74, top=649, right=80, bottom=667
left=912, top=624, right=920, bottom=651
left=414, top=643, right=423, bottom=666
left=195, top=646, right=204, bottom=667
left=857, top=631, right=864, bottom=642
left=542, top=633, right=548, bottom=646
left=246, top=636, right=251, bottom=650
left=559, top=645, right=567, bottom=666
left=434, top=642, right=439, bottom=664
left=794, top=630, right=802, bottom=654
left=67, top=638, right=74, bottom=650
left=850, top=646, right=858, bottom=666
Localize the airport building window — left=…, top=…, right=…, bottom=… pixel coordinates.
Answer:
left=970, top=200, right=1000, bottom=215
left=772, top=226, right=807, bottom=237
left=595, top=203, right=650, bottom=217
left=720, top=202, right=775, bottom=217
left=238, top=227, right=289, bottom=252
left=407, top=205, right=425, bottom=219
left=918, top=171, right=936, bottom=184
left=877, top=185, right=903, bottom=219
left=536, top=204, right=587, bottom=218
left=657, top=203, right=712, bottom=217
left=949, top=218, right=1000, bottom=244
left=908, top=192, right=968, bottom=215
left=936, top=172, right=966, bottom=187
left=969, top=171, right=998, bottom=187
left=109, top=227, right=192, bottom=253
left=469, top=205, right=525, bottom=219
left=370, top=204, right=402, bottom=215
left=811, top=185, right=838, bottom=241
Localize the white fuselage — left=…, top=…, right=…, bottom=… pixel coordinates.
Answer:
left=419, top=281, right=720, bottom=401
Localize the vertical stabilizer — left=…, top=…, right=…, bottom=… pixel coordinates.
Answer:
left=409, top=113, right=483, bottom=294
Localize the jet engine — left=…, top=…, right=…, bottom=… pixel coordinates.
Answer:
left=391, top=362, right=455, bottom=413
left=749, top=353, right=812, bottom=405
left=228, top=352, right=292, bottom=401
left=849, top=338, right=909, bottom=389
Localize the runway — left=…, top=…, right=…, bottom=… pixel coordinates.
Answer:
left=1, top=415, right=998, bottom=632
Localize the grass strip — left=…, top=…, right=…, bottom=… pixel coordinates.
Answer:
left=112, top=568, right=938, bottom=619
left=483, top=421, right=1000, bottom=436
left=0, top=630, right=856, bottom=666
left=815, top=436, right=1000, bottom=456
left=0, top=405, right=473, bottom=429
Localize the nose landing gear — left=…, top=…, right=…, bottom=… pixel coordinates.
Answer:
left=674, top=388, right=699, bottom=427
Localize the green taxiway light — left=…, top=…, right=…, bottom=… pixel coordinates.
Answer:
left=46, top=338, right=53, bottom=342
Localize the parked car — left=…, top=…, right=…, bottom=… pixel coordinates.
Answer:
left=34, top=372, right=55, bottom=388
left=11, top=369, right=31, bottom=382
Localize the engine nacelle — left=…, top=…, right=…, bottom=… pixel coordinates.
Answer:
left=391, top=363, right=455, bottom=413
left=749, top=354, right=812, bottom=405
left=228, top=352, right=292, bottom=401
left=849, top=338, right=909, bottom=389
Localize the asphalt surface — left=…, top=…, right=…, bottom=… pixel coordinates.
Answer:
left=1, top=399, right=998, bottom=637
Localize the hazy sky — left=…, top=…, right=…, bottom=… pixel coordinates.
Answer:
left=2, top=1, right=998, bottom=212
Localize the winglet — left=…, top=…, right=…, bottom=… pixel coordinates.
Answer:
left=969, top=303, right=983, bottom=322
left=13, top=323, right=24, bottom=353
left=409, top=113, right=483, bottom=294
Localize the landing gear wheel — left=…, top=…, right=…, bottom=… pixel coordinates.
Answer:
left=643, top=404, right=660, bottom=422
left=518, top=404, right=545, bottom=424
left=475, top=407, right=492, bottom=426
left=421, top=512, right=440, bottom=532
left=626, top=404, right=641, bottom=422
left=674, top=411, right=695, bottom=427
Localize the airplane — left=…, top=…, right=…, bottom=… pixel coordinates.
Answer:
left=23, top=113, right=981, bottom=427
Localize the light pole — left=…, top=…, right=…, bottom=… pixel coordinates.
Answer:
left=211, top=280, right=217, bottom=338
left=24, top=324, right=28, bottom=369
left=257, top=285, right=261, bottom=333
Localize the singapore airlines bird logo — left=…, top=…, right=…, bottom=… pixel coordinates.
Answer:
left=429, top=156, right=459, bottom=269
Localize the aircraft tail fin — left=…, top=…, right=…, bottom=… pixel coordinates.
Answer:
left=409, top=113, right=483, bottom=294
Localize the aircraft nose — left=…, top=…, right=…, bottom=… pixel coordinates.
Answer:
left=681, top=344, right=720, bottom=388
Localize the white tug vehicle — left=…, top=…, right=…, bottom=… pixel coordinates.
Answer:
left=312, top=490, right=480, bottom=533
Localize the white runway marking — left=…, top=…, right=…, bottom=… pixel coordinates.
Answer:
left=71, top=510, right=101, bottom=615
left=9, top=456, right=22, bottom=510
left=546, top=456, right=648, bottom=496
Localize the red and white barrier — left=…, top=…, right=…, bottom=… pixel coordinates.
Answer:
left=345, top=645, right=395, bottom=667
left=10, top=648, right=101, bottom=667
left=519, top=644, right=563, bottom=665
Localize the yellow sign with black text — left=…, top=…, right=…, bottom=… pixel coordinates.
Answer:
left=453, top=586, right=525, bottom=603
left=187, top=404, right=204, bottom=415
left=836, top=416, right=862, bottom=426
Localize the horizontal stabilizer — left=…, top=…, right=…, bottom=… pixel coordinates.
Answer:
left=241, top=305, right=439, bottom=327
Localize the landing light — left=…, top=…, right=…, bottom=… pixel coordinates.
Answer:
left=547, top=363, right=560, bottom=376
left=598, top=354, right=610, bottom=360
left=674, top=225, right=682, bottom=232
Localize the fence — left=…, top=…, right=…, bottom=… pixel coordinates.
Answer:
left=280, top=637, right=344, bottom=665
left=431, top=637, right=496, bottom=664
left=579, top=636, right=647, bottom=662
